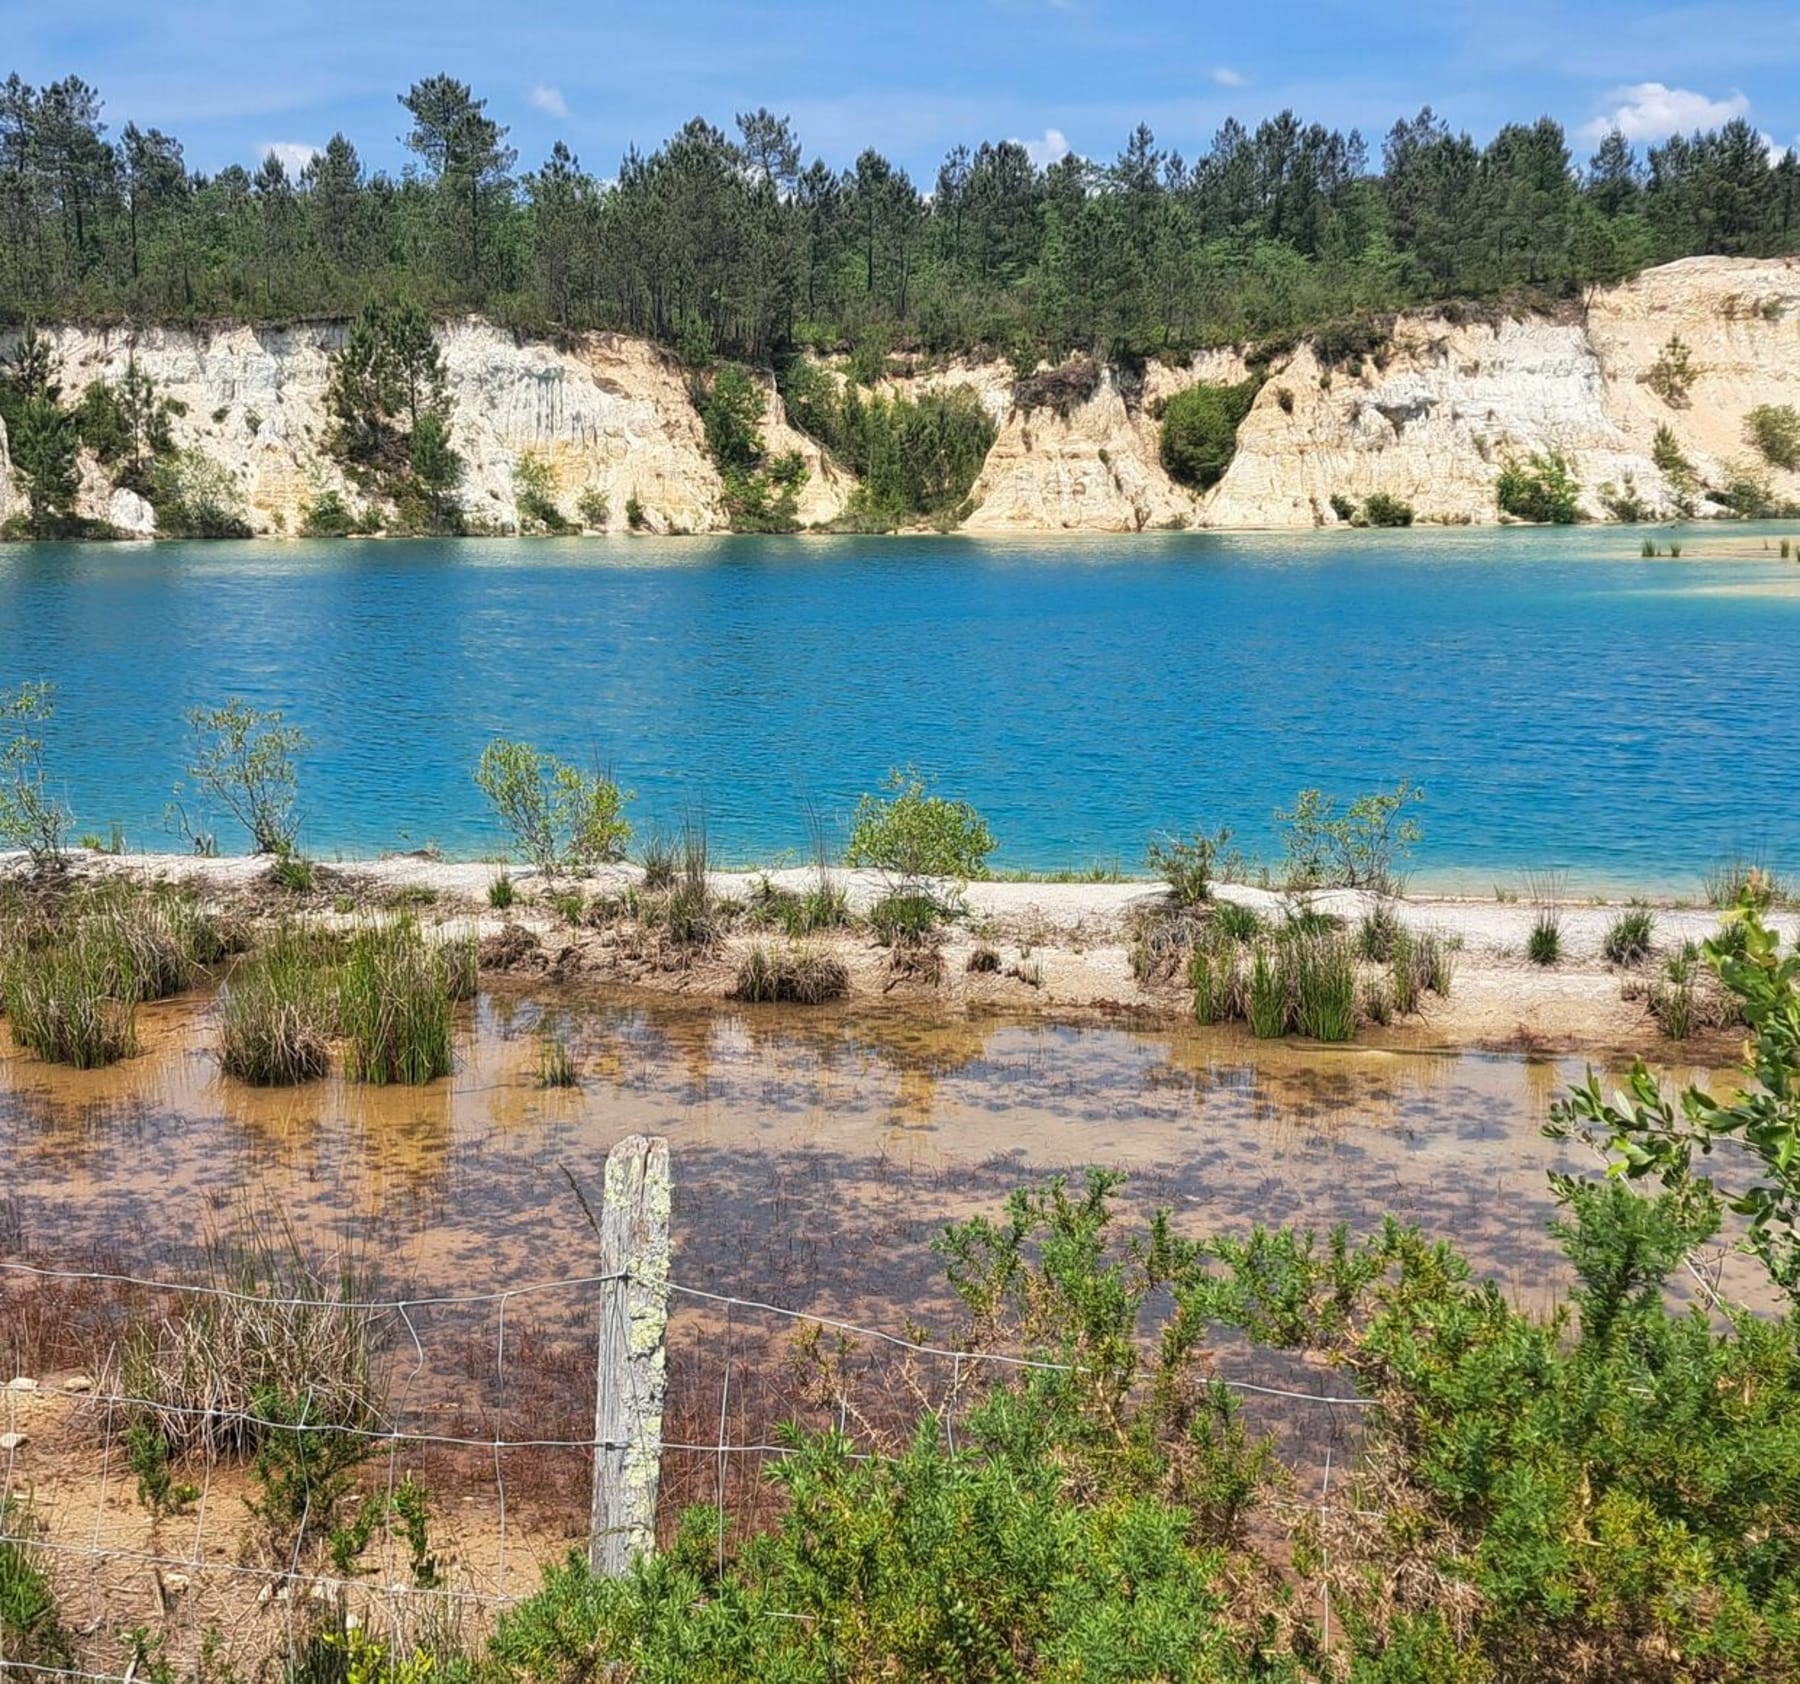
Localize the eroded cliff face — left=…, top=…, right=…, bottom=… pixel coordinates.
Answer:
left=0, top=320, right=849, bottom=537
left=2, top=256, right=1796, bottom=538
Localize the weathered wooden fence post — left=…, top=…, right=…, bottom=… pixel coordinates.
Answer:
left=590, top=1134, right=671, bottom=1576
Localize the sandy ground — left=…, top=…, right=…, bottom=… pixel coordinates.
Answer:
left=11, top=849, right=1793, bottom=1056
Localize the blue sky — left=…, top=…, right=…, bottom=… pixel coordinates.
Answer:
left=8, top=0, right=1799, bottom=180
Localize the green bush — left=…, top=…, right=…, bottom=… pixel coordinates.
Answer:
left=1275, top=780, right=1424, bottom=893
left=0, top=680, right=71, bottom=867
left=1745, top=403, right=1800, bottom=471
left=732, top=942, right=850, bottom=1004
left=846, top=767, right=996, bottom=893
left=148, top=447, right=254, bottom=537
left=576, top=486, right=611, bottom=530
left=782, top=361, right=994, bottom=530
left=1159, top=379, right=1260, bottom=491
left=219, top=924, right=336, bottom=1085
left=1528, top=908, right=1562, bottom=965
left=178, top=698, right=307, bottom=855
left=474, top=739, right=633, bottom=877
left=1360, top=490, right=1415, bottom=526
left=513, top=451, right=575, bottom=533
left=299, top=488, right=376, bottom=537
left=1146, top=826, right=1236, bottom=906
left=1496, top=448, right=1582, bottom=523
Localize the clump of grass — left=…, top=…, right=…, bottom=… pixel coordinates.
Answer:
left=661, top=819, right=725, bottom=950
left=1287, top=932, right=1357, bottom=1041
left=218, top=924, right=336, bottom=1085
left=1, top=926, right=139, bottom=1067
left=1361, top=976, right=1393, bottom=1025
left=1602, top=906, right=1656, bottom=965
left=1246, top=943, right=1288, bottom=1039
left=1282, top=903, right=1343, bottom=939
left=538, top=1035, right=578, bottom=1088
left=1703, top=856, right=1783, bottom=911
left=733, top=943, right=850, bottom=1004
left=747, top=875, right=852, bottom=938
left=270, top=852, right=315, bottom=893
left=338, top=919, right=458, bottom=1084
left=1356, top=903, right=1403, bottom=962
left=1212, top=900, right=1263, bottom=943
left=82, top=879, right=233, bottom=1000
left=1188, top=930, right=1248, bottom=1025
left=1526, top=869, right=1565, bottom=966
left=639, top=831, right=678, bottom=893
left=111, top=1211, right=384, bottom=1460
left=0, top=1497, right=72, bottom=1668
left=870, top=891, right=942, bottom=946
left=488, top=873, right=516, bottom=909
left=966, top=945, right=1002, bottom=974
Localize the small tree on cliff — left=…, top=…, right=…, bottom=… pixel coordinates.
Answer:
left=325, top=301, right=461, bottom=528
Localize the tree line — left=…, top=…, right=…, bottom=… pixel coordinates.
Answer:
left=3, top=71, right=1799, bottom=369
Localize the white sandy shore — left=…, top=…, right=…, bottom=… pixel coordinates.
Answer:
left=7, top=850, right=1793, bottom=1052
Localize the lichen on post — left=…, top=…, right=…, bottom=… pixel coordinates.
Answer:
left=589, top=1133, right=671, bottom=1576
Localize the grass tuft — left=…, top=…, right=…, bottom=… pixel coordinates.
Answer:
left=219, top=924, right=336, bottom=1085
left=733, top=943, right=851, bottom=1004
left=1602, top=906, right=1656, bottom=965
left=338, top=918, right=462, bottom=1084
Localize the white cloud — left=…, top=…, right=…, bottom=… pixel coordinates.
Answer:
left=1583, top=82, right=1749, bottom=143
left=530, top=84, right=569, bottom=118
left=258, top=141, right=319, bottom=176
left=1015, top=127, right=1072, bottom=168
left=1211, top=67, right=1247, bottom=88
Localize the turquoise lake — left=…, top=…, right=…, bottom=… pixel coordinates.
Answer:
left=2, top=526, right=1796, bottom=889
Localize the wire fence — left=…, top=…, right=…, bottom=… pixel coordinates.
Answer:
left=0, top=1242, right=1372, bottom=1684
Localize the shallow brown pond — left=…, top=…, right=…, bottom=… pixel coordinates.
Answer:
left=1, top=982, right=1741, bottom=1315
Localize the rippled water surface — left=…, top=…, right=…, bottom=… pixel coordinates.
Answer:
left=3, top=527, right=1797, bottom=884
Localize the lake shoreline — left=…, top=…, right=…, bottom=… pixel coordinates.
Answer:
left=21, top=849, right=1791, bottom=1060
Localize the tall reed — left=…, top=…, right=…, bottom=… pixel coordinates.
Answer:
left=339, top=918, right=459, bottom=1085
left=1, top=925, right=138, bottom=1067
left=218, top=924, right=336, bottom=1085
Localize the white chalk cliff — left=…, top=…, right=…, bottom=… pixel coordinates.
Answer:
left=2, top=256, right=1796, bottom=537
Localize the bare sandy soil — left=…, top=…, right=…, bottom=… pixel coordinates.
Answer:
left=19, top=850, right=1793, bottom=1057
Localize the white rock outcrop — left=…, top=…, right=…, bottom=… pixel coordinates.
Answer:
left=2, top=257, right=1797, bottom=537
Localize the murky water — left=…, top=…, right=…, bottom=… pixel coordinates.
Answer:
left=0, top=983, right=1736, bottom=1319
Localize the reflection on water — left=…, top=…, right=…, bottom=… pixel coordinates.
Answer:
left=0, top=982, right=1742, bottom=1323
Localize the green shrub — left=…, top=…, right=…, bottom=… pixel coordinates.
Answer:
left=474, top=739, right=633, bottom=877
left=869, top=891, right=942, bottom=946
left=846, top=767, right=996, bottom=893
left=1159, top=379, right=1260, bottom=491
left=1496, top=448, right=1582, bottom=523
left=1644, top=333, right=1695, bottom=405
left=1360, top=490, right=1414, bottom=526
left=1287, top=931, right=1357, bottom=1040
left=1146, top=826, right=1235, bottom=905
left=148, top=448, right=254, bottom=538
left=0, top=680, right=71, bottom=868
left=1528, top=909, right=1562, bottom=965
left=1651, top=422, right=1697, bottom=494
left=513, top=450, right=576, bottom=533
left=783, top=360, right=994, bottom=530
left=1602, top=906, right=1656, bottom=965
left=1745, top=403, right=1800, bottom=470
left=179, top=698, right=307, bottom=855
left=576, top=486, right=610, bottom=529
left=1275, top=780, right=1424, bottom=892
left=300, top=489, right=376, bottom=537
left=626, top=494, right=647, bottom=530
